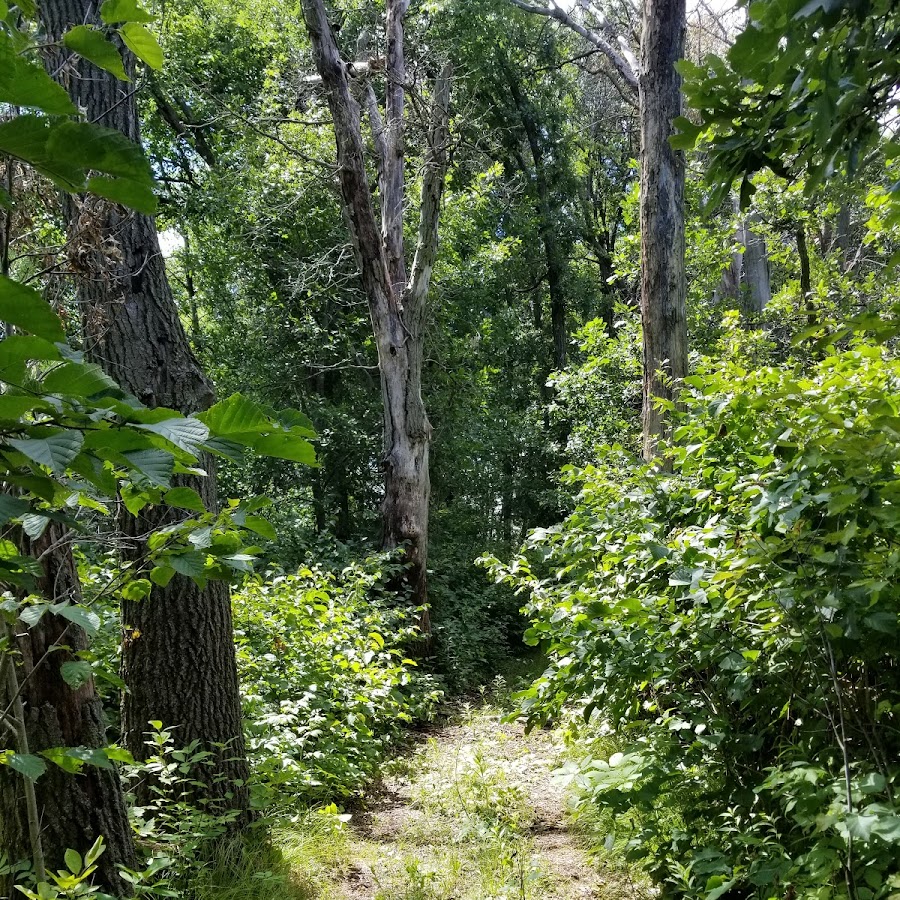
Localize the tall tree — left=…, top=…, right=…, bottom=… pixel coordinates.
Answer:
left=639, top=0, right=687, bottom=459
left=40, top=0, right=251, bottom=816
left=301, top=0, right=450, bottom=620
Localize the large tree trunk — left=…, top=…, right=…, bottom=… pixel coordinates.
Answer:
left=1, top=525, right=135, bottom=896
left=638, top=0, right=687, bottom=461
left=41, top=0, right=250, bottom=817
left=302, top=0, right=449, bottom=622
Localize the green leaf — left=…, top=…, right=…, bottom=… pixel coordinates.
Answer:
left=63, top=25, right=129, bottom=81
left=52, top=602, right=101, bottom=636
left=727, top=25, right=781, bottom=77
left=244, top=515, right=276, bottom=541
left=167, top=551, right=206, bottom=577
left=42, top=361, right=121, bottom=398
left=0, top=335, right=63, bottom=379
left=0, top=277, right=66, bottom=342
left=164, top=486, right=206, bottom=513
left=0, top=395, right=49, bottom=421
left=122, top=449, right=174, bottom=487
left=199, top=393, right=272, bottom=438
left=119, top=22, right=162, bottom=69
left=670, top=116, right=703, bottom=151
left=149, top=565, right=175, bottom=587
left=47, top=120, right=151, bottom=182
left=136, top=417, right=209, bottom=455
left=0, top=117, right=85, bottom=190
left=7, top=753, right=47, bottom=781
left=254, top=430, right=317, bottom=465
left=859, top=772, right=887, bottom=794
left=64, top=849, right=83, bottom=876
left=60, top=660, right=93, bottom=690
left=86, top=174, right=157, bottom=215
left=0, top=494, right=29, bottom=525
left=8, top=428, right=84, bottom=473
left=120, top=578, right=152, bottom=601
left=276, top=408, right=317, bottom=437
left=100, top=0, right=155, bottom=23
left=21, top=513, right=49, bottom=539
left=0, top=36, right=77, bottom=114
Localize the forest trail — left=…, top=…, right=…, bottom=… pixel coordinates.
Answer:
left=326, top=702, right=644, bottom=900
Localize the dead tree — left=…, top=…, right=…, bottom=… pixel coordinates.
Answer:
left=301, top=0, right=451, bottom=626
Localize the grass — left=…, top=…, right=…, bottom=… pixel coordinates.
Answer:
left=176, top=698, right=645, bottom=900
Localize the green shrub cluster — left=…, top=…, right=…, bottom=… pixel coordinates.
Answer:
left=489, top=343, right=900, bottom=898
left=234, top=554, right=443, bottom=802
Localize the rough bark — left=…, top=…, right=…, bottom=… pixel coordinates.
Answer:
left=41, top=0, right=250, bottom=817
left=0, top=524, right=135, bottom=896
left=301, top=0, right=450, bottom=622
left=638, top=0, right=687, bottom=461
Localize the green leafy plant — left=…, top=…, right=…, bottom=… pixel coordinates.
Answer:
left=235, top=556, right=443, bottom=802
left=489, top=341, right=900, bottom=898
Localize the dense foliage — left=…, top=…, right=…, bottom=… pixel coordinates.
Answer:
left=4, top=0, right=900, bottom=896
left=491, top=339, right=900, bottom=897
left=236, top=558, right=442, bottom=801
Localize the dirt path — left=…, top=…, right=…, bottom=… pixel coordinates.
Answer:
left=330, top=703, right=642, bottom=900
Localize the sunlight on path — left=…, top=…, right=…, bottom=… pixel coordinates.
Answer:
left=328, top=704, right=642, bottom=900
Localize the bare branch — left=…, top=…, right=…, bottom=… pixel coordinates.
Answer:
left=384, top=0, right=409, bottom=290
left=508, top=0, right=638, bottom=94
left=408, top=63, right=452, bottom=316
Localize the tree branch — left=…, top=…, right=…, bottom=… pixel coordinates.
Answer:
left=384, top=0, right=410, bottom=291
left=508, top=0, right=638, bottom=94
left=408, top=63, right=452, bottom=319
left=300, top=0, right=394, bottom=321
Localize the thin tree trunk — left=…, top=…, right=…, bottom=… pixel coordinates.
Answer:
left=41, top=0, right=250, bottom=818
left=507, top=72, right=568, bottom=370
left=797, top=225, right=815, bottom=327
left=0, top=524, right=135, bottom=896
left=638, top=0, right=687, bottom=461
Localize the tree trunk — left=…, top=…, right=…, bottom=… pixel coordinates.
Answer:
left=41, top=0, right=250, bottom=817
left=740, top=214, right=771, bottom=316
left=0, top=524, right=135, bottom=896
left=797, top=225, right=815, bottom=327
left=301, top=0, right=450, bottom=623
left=638, top=0, right=687, bottom=461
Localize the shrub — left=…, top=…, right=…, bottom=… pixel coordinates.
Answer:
left=488, top=343, right=900, bottom=899
left=234, top=554, right=443, bottom=802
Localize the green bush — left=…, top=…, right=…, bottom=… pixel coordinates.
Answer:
left=234, top=554, right=443, bottom=802
left=488, top=342, right=900, bottom=898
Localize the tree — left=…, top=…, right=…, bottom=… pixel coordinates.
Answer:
left=40, top=0, right=251, bottom=816
left=639, top=0, right=687, bottom=460
left=300, top=0, right=451, bottom=621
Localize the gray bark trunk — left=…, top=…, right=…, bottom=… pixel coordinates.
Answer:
left=639, top=0, right=687, bottom=461
left=302, top=0, right=449, bottom=622
left=740, top=214, right=771, bottom=316
left=41, top=0, right=250, bottom=818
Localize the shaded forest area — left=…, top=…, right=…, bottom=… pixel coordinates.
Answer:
left=1, top=0, right=900, bottom=897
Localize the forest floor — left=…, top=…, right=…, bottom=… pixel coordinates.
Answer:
left=286, top=701, right=649, bottom=900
